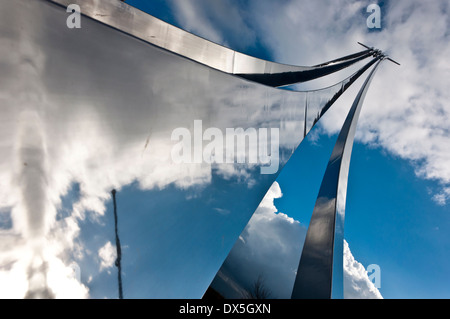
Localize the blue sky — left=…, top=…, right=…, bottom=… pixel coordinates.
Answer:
left=123, top=0, right=450, bottom=299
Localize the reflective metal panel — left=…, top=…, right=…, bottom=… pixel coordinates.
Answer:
left=204, top=58, right=380, bottom=300
left=291, top=60, right=383, bottom=299
left=236, top=51, right=373, bottom=87
left=0, top=0, right=382, bottom=299
left=52, top=0, right=371, bottom=87
left=0, top=0, right=368, bottom=299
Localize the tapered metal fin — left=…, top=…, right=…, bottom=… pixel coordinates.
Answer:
left=291, top=59, right=384, bottom=299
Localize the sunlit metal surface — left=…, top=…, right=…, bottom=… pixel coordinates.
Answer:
left=0, top=0, right=384, bottom=299
left=51, top=0, right=372, bottom=87
left=291, top=60, right=383, bottom=299
left=235, top=51, right=372, bottom=87
left=0, top=0, right=369, bottom=298
left=204, top=58, right=380, bottom=299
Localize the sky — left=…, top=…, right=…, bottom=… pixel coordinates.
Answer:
left=0, top=0, right=449, bottom=300
left=123, top=0, right=450, bottom=299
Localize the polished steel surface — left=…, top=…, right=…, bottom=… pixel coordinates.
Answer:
left=51, top=0, right=308, bottom=75
left=291, top=60, right=383, bottom=299
left=51, top=0, right=372, bottom=87
left=235, top=50, right=373, bottom=87
left=204, top=57, right=379, bottom=299
left=0, top=0, right=373, bottom=298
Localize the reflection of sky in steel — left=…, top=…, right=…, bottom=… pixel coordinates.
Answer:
left=0, top=0, right=373, bottom=298
left=52, top=0, right=371, bottom=84
left=292, top=61, right=382, bottom=299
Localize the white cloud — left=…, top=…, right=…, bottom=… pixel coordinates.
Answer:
left=344, top=240, right=383, bottom=299
left=98, top=241, right=116, bottom=272
left=0, top=5, right=88, bottom=297
left=170, top=0, right=224, bottom=45
left=432, top=187, right=450, bottom=206
left=169, top=0, right=257, bottom=51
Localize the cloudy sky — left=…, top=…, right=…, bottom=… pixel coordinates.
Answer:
left=0, top=0, right=448, bottom=300
left=125, top=0, right=450, bottom=299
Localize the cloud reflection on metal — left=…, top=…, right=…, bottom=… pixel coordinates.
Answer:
left=0, top=0, right=394, bottom=298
